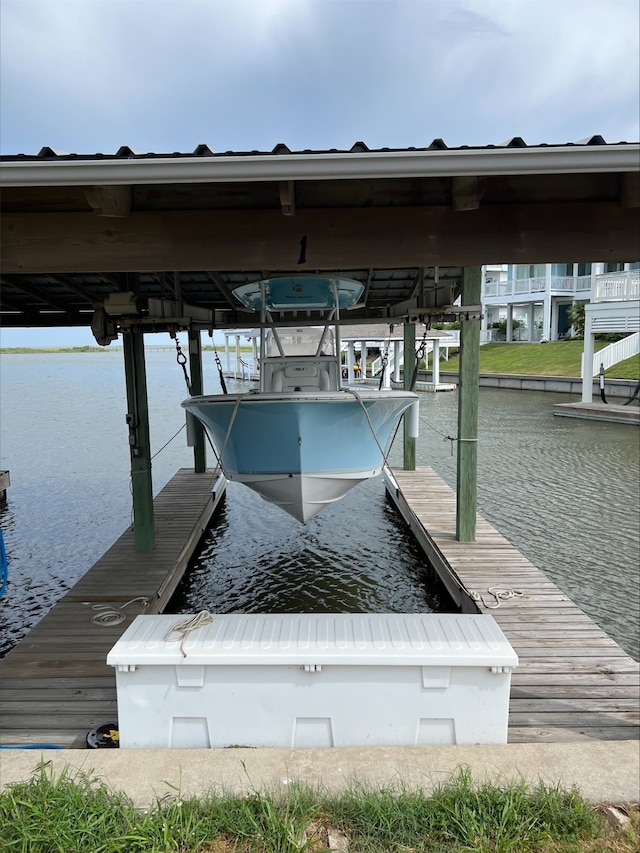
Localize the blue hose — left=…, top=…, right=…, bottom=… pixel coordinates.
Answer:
left=0, top=529, right=7, bottom=598
left=0, top=744, right=63, bottom=749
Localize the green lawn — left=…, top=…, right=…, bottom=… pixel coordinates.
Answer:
left=439, top=341, right=640, bottom=380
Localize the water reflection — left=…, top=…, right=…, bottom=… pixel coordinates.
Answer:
left=0, top=352, right=637, bottom=661
left=171, top=477, right=452, bottom=615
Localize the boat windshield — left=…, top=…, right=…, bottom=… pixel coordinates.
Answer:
left=265, top=327, right=335, bottom=357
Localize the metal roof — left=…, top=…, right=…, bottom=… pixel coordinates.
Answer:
left=1, top=138, right=639, bottom=336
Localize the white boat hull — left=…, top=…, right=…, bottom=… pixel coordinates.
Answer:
left=182, top=390, right=417, bottom=522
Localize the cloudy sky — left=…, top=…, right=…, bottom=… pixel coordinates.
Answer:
left=1, top=0, right=638, bottom=345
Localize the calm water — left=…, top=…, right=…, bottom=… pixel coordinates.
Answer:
left=0, top=349, right=638, bottom=659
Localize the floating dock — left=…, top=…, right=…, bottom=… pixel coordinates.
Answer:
left=553, top=400, right=640, bottom=424
left=0, top=469, right=225, bottom=748
left=0, top=466, right=637, bottom=748
left=386, top=467, right=639, bottom=743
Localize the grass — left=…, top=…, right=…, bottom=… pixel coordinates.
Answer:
left=1, top=763, right=638, bottom=853
left=437, top=341, right=639, bottom=380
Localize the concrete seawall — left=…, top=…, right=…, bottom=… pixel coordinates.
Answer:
left=433, top=372, right=638, bottom=399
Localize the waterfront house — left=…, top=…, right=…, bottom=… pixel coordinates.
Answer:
left=482, top=261, right=640, bottom=343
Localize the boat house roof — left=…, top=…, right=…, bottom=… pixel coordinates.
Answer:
left=1, top=137, right=639, bottom=335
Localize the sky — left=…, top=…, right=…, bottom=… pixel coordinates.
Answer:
left=1, top=0, right=639, bottom=347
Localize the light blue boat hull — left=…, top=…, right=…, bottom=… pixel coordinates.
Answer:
left=182, top=391, right=417, bottom=522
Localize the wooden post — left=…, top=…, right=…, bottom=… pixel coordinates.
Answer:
left=456, top=266, right=481, bottom=541
left=403, top=322, right=416, bottom=470
left=123, top=329, right=155, bottom=551
left=188, top=329, right=206, bottom=473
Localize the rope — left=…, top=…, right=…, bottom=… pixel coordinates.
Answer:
left=164, top=611, right=213, bottom=657
left=624, top=381, right=640, bottom=406
left=416, top=415, right=477, bottom=457
left=217, top=393, right=247, bottom=464
left=469, top=587, right=523, bottom=609
left=151, top=423, right=186, bottom=460
left=86, top=597, right=149, bottom=626
left=343, top=388, right=395, bottom=466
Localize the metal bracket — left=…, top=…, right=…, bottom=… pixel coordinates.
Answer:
left=303, top=664, right=323, bottom=673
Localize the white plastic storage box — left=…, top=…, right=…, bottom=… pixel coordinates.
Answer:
left=106, top=613, right=517, bottom=749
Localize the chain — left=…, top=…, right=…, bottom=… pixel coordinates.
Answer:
left=172, top=333, right=192, bottom=395
left=378, top=343, right=389, bottom=390
left=212, top=342, right=228, bottom=394
left=410, top=324, right=431, bottom=391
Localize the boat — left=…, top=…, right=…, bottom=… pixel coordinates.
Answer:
left=182, top=275, right=418, bottom=522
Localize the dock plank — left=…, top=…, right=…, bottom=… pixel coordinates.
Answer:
left=0, top=469, right=225, bottom=749
left=388, top=466, right=640, bottom=744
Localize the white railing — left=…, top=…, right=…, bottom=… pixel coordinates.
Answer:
left=552, top=276, right=578, bottom=292
left=514, top=276, right=546, bottom=295
left=484, top=274, right=594, bottom=300
left=591, top=332, right=640, bottom=376
left=594, top=270, right=640, bottom=302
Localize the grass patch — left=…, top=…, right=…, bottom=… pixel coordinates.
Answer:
left=439, top=341, right=639, bottom=380
left=1, top=763, right=638, bottom=852
left=441, top=342, right=609, bottom=378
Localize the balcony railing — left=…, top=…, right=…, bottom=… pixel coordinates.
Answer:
left=483, top=275, right=593, bottom=300
left=594, top=270, right=640, bottom=302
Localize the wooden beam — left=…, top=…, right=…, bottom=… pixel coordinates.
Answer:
left=84, top=185, right=132, bottom=217
left=621, top=172, right=640, bottom=208
left=2, top=204, right=639, bottom=274
left=451, top=176, right=486, bottom=210
left=278, top=180, right=296, bottom=216
left=403, top=322, right=416, bottom=471
left=3, top=275, right=79, bottom=315
left=456, top=266, right=481, bottom=542
left=123, top=329, right=155, bottom=552
left=206, top=270, right=242, bottom=309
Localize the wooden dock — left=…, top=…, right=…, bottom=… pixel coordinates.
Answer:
left=1, top=464, right=637, bottom=748
left=386, top=467, right=640, bottom=743
left=0, top=469, right=225, bottom=748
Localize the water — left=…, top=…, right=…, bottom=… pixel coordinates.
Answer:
left=0, top=350, right=638, bottom=659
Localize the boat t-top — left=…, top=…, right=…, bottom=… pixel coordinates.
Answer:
left=182, top=275, right=418, bottom=522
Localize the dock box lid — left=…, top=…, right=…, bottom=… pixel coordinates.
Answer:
left=107, top=613, right=518, bottom=668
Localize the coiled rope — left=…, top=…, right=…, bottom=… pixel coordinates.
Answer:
left=86, top=597, right=149, bottom=626
left=164, top=611, right=213, bottom=657
left=469, top=587, right=524, bottom=609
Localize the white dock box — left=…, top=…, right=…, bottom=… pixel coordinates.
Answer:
left=107, top=613, right=517, bottom=749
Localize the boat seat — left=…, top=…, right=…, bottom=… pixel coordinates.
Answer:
left=270, top=364, right=332, bottom=392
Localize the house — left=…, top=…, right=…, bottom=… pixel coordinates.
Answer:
left=482, top=262, right=640, bottom=342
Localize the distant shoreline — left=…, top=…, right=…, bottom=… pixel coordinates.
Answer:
left=0, top=346, right=225, bottom=354
left=0, top=346, right=114, bottom=354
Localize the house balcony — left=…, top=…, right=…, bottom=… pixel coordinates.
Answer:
left=594, top=269, right=640, bottom=302
left=483, top=275, right=592, bottom=304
